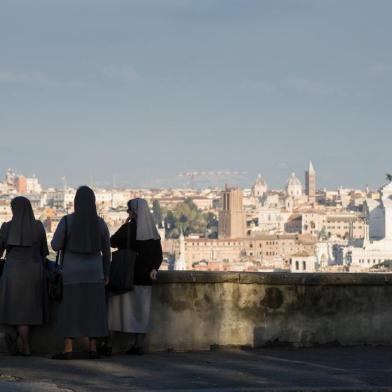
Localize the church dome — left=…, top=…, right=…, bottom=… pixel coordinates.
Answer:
left=286, top=173, right=302, bottom=198
left=255, top=174, right=267, bottom=186
left=287, top=173, right=301, bottom=187
left=252, top=174, right=268, bottom=197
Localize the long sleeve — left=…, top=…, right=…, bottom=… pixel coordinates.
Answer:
left=110, top=224, right=127, bottom=249
left=39, top=222, right=49, bottom=257
left=110, top=221, right=137, bottom=250
left=100, top=220, right=111, bottom=279
left=51, top=216, right=66, bottom=252
left=151, top=240, right=163, bottom=271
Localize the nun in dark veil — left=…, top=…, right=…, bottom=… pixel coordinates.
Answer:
left=51, top=186, right=111, bottom=360
left=0, top=196, right=49, bottom=356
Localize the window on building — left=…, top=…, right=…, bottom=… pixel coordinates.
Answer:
left=303, top=261, right=306, bottom=270
left=295, top=261, right=299, bottom=270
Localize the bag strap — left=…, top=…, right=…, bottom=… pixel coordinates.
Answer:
left=127, top=221, right=131, bottom=249
left=55, top=216, right=68, bottom=268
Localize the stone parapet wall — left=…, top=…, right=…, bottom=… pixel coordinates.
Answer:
left=1, top=272, right=392, bottom=353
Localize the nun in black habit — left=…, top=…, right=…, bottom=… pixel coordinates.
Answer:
left=0, top=196, right=49, bottom=356
left=107, top=198, right=162, bottom=355
left=51, top=186, right=111, bottom=360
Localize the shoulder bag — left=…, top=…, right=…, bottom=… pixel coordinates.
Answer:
left=109, top=223, right=136, bottom=293
left=47, top=216, right=68, bottom=301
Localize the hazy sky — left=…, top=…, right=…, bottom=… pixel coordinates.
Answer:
left=0, top=0, right=391, bottom=189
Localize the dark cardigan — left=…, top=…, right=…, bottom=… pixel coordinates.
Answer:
left=110, top=220, right=163, bottom=286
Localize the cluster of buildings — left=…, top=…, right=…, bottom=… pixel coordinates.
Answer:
left=0, top=164, right=391, bottom=273
left=170, top=162, right=389, bottom=273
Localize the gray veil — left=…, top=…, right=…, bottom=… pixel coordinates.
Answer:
left=128, top=198, right=161, bottom=241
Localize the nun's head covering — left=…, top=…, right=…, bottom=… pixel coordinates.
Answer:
left=7, top=196, right=36, bottom=246
left=128, top=198, right=161, bottom=241
left=68, top=186, right=101, bottom=254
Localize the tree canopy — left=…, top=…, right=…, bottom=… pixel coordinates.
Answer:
left=163, top=198, right=218, bottom=238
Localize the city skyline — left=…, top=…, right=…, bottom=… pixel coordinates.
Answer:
left=0, top=0, right=391, bottom=188
left=0, top=162, right=390, bottom=191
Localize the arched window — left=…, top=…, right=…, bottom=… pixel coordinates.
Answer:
left=295, top=261, right=299, bottom=270
left=303, top=261, right=306, bottom=270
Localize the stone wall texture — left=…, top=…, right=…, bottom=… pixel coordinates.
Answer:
left=2, top=272, right=392, bottom=353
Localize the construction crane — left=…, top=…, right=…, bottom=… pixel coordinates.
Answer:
left=178, top=171, right=248, bottom=188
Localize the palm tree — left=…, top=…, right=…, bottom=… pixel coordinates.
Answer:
left=386, top=173, right=392, bottom=182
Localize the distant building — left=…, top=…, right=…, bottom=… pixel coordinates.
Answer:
left=305, top=161, right=316, bottom=203
left=25, top=176, right=42, bottom=194
left=286, top=173, right=302, bottom=199
left=347, top=181, right=392, bottom=271
left=285, top=209, right=365, bottom=240
left=190, top=196, right=214, bottom=211
left=15, top=176, right=27, bottom=194
left=252, top=174, right=268, bottom=198
left=218, top=187, right=247, bottom=239
left=290, top=253, right=317, bottom=273
left=180, top=234, right=316, bottom=266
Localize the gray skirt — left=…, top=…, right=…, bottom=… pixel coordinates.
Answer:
left=58, top=283, right=108, bottom=338
left=0, top=257, right=48, bottom=326
left=108, top=286, right=152, bottom=333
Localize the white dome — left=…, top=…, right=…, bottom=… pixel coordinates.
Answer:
left=253, top=174, right=268, bottom=197
left=287, top=173, right=301, bottom=187
left=255, top=174, right=267, bottom=187
left=286, top=173, right=302, bottom=199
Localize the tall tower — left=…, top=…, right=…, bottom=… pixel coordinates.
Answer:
left=174, top=228, right=187, bottom=270
left=305, top=161, right=316, bottom=203
left=218, top=187, right=246, bottom=239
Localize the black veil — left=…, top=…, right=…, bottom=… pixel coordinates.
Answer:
left=68, top=186, right=101, bottom=254
left=7, top=196, right=36, bottom=247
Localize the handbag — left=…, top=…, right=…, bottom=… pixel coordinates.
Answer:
left=47, top=216, right=68, bottom=301
left=109, top=223, right=136, bottom=293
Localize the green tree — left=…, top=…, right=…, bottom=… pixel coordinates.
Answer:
left=387, top=173, right=392, bottom=182
left=164, top=198, right=209, bottom=238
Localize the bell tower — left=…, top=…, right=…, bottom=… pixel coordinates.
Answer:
left=218, top=186, right=246, bottom=239
left=305, top=161, right=316, bottom=203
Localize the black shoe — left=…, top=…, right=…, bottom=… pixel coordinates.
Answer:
left=126, top=346, right=144, bottom=356
left=5, top=334, right=18, bottom=356
left=52, top=352, right=73, bottom=360
left=97, top=345, right=112, bottom=357
left=18, top=351, right=31, bottom=357
left=89, top=351, right=99, bottom=359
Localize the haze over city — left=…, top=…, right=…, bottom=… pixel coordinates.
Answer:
left=0, top=0, right=391, bottom=189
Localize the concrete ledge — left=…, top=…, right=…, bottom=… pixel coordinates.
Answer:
left=157, top=271, right=392, bottom=285
left=2, top=271, right=392, bottom=353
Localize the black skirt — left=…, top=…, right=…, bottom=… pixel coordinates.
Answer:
left=0, top=255, right=48, bottom=326
left=57, top=283, right=108, bottom=338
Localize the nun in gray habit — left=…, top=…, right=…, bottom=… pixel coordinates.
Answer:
left=0, top=196, right=49, bottom=356
left=107, top=198, right=162, bottom=355
left=51, top=186, right=111, bottom=360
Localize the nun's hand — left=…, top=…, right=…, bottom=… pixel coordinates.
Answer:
left=150, top=269, right=158, bottom=281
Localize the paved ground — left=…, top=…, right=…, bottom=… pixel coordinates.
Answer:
left=1, top=347, right=392, bottom=391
